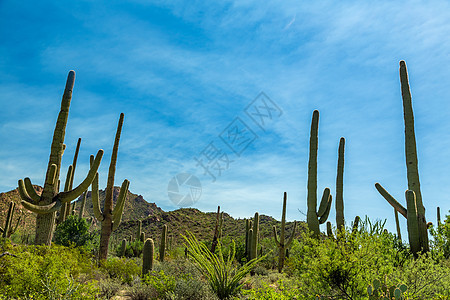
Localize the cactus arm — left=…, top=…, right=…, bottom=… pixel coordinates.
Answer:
left=318, top=195, right=332, bottom=224
left=56, top=149, right=104, bottom=204
left=18, top=179, right=34, bottom=204
left=69, top=138, right=81, bottom=190
left=112, top=179, right=130, bottom=231
left=375, top=183, right=407, bottom=218
left=24, top=178, right=40, bottom=202
left=317, top=188, right=331, bottom=217
left=21, top=199, right=62, bottom=214
left=286, top=221, right=297, bottom=248
left=45, top=164, right=58, bottom=185
left=91, top=172, right=103, bottom=221
left=273, top=225, right=281, bottom=247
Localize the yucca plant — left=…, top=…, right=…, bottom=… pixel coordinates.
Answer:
left=182, top=231, right=266, bottom=299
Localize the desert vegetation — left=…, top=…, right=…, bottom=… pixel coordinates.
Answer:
left=0, top=61, right=449, bottom=299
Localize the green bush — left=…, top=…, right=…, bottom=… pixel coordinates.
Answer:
left=0, top=239, right=100, bottom=299
left=54, top=215, right=98, bottom=252
left=102, top=257, right=141, bottom=284
left=285, top=224, right=408, bottom=298
left=430, top=212, right=450, bottom=259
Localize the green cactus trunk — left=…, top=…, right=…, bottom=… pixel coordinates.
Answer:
left=306, top=110, right=332, bottom=238
left=142, top=238, right=154, bottom=276
left=250, top=212, right=259, bottom=260
left=120, top=239, right=127, bottom=257
left=399, top=61, right=429, bottom=252
left=336, top=137, right=345, bottom=231
left=93, top=113, right=130, bottom=261
left=2, top=202, right=15, bottom=238
left=160, top=224, right=167, bottom=262
left=273, top=192, right=297, bottom=272
left=210, top=206, right=221, bottom=253
left=307, top=110, right=320, bottom=237
left=78, top=191, right=86, bottom=219
left=140, top=232, right=145, bottom=243
left=247, top=228, right=253, bottom=261
left=137, top=220, right=142, bottom=241
left=351, top=216, right=360, bottom=234
left=326, top=221, right=333, bottom=238
left=406, top=190, right=421, bottom=256
left=395, top=208, right=402, bottom=241
left=437, top=207, right=441, bottom=224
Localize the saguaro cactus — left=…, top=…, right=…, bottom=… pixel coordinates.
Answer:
left=137, top=220, right=142, bottom=241
left=58, top=138, right=82, bottom=224
left=336, top=137, right=345, bottom=231
left=91, top=113, right=130, bottom=261
left=250, top=212, right=260, bottom=260
left=160, top=224, right=167, bottom=262
left=394, top=208, right=402, bottom=240
left=17, top=71, right=104, bottom=245
left=306, top=110, right=333, bottom=238
left=120, top=239, right=127, bottom=257
left=1, top=202, right=15, bottom=238
left=375, top=61, right=429, bottom=254
left=211, top=206, right=221, bottom=253
left=142, top=238, right=154, bottom=276
left=78, top=191, right=87, bottom=219
left=245, top=219, right=252, bottom=258
left=273, top=192, right=297, bottom=272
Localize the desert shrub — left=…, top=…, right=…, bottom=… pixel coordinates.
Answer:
left=285, top=224, right=408, bottom=299
left=430, top=212, right=450, bottom=259
left=0, top=239, right=100, bottom=299
left=242, top=278, right=300, bottom=299
left=142, top=270, right=176, bottom=297
left=97, top=278, right=124, bottom=299
left=392, top=253, right=450, bottom=299
left=54, top=215, right=98, bottom=252
left=102, top=257, right=140, bottom=284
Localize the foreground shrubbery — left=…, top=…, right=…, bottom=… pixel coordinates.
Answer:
left=0, top=214, right=449, bottom=299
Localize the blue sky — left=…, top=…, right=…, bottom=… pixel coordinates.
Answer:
left=1, top=1, right=449, bottom=238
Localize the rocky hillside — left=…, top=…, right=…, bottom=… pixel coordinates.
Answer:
left=1, top=186, right=305, bottom=247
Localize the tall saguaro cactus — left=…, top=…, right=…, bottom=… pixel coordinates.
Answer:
left=306, top=111, right=332, bottom=238
left=1, top=202, right=16, bottom=238
left=250, top=212, right=260, bottom=260
left=17, top=71, right=104, bottom=245
left=335, top=137, right=345, bottom=231
left=91, top=113, right=130, bottom=261
left=143, top=238, right=154, bottom=276
left=273, top=192, right=297, bottom=272
left=375, top=61, right=429, bottom=254
left=160, top=224, right=167, bottom=262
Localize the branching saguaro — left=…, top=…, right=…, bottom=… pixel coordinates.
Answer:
left=306, top=110, right=332, bottom=238
left=17, top=71, right=104, bottom=245
left=375, top=61, right=429, bottom=255
left=91, top=113, right=129, bottom=261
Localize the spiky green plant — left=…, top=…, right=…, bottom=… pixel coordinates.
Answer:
left=17, top=71, right=104, bottom=245
left=367, top=278, right=407, bottom=300
left=273, top=192, right=297, bottom=272
left=120, top=239, right=127, bottom=257
left=91, top=113, right=129, bottom=261
left=142, top=238, right=154, bottom=276
left=160, top=224, right=167, bottom=262
left=375, top=61, right=429, bottom=254
left=306, top=110, right=333, bottom=238
left=352, top=216, right=360, bottom=234
left=183, top=231, right=266, bottom=300
left=140, top=232, right=145, bottom=243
